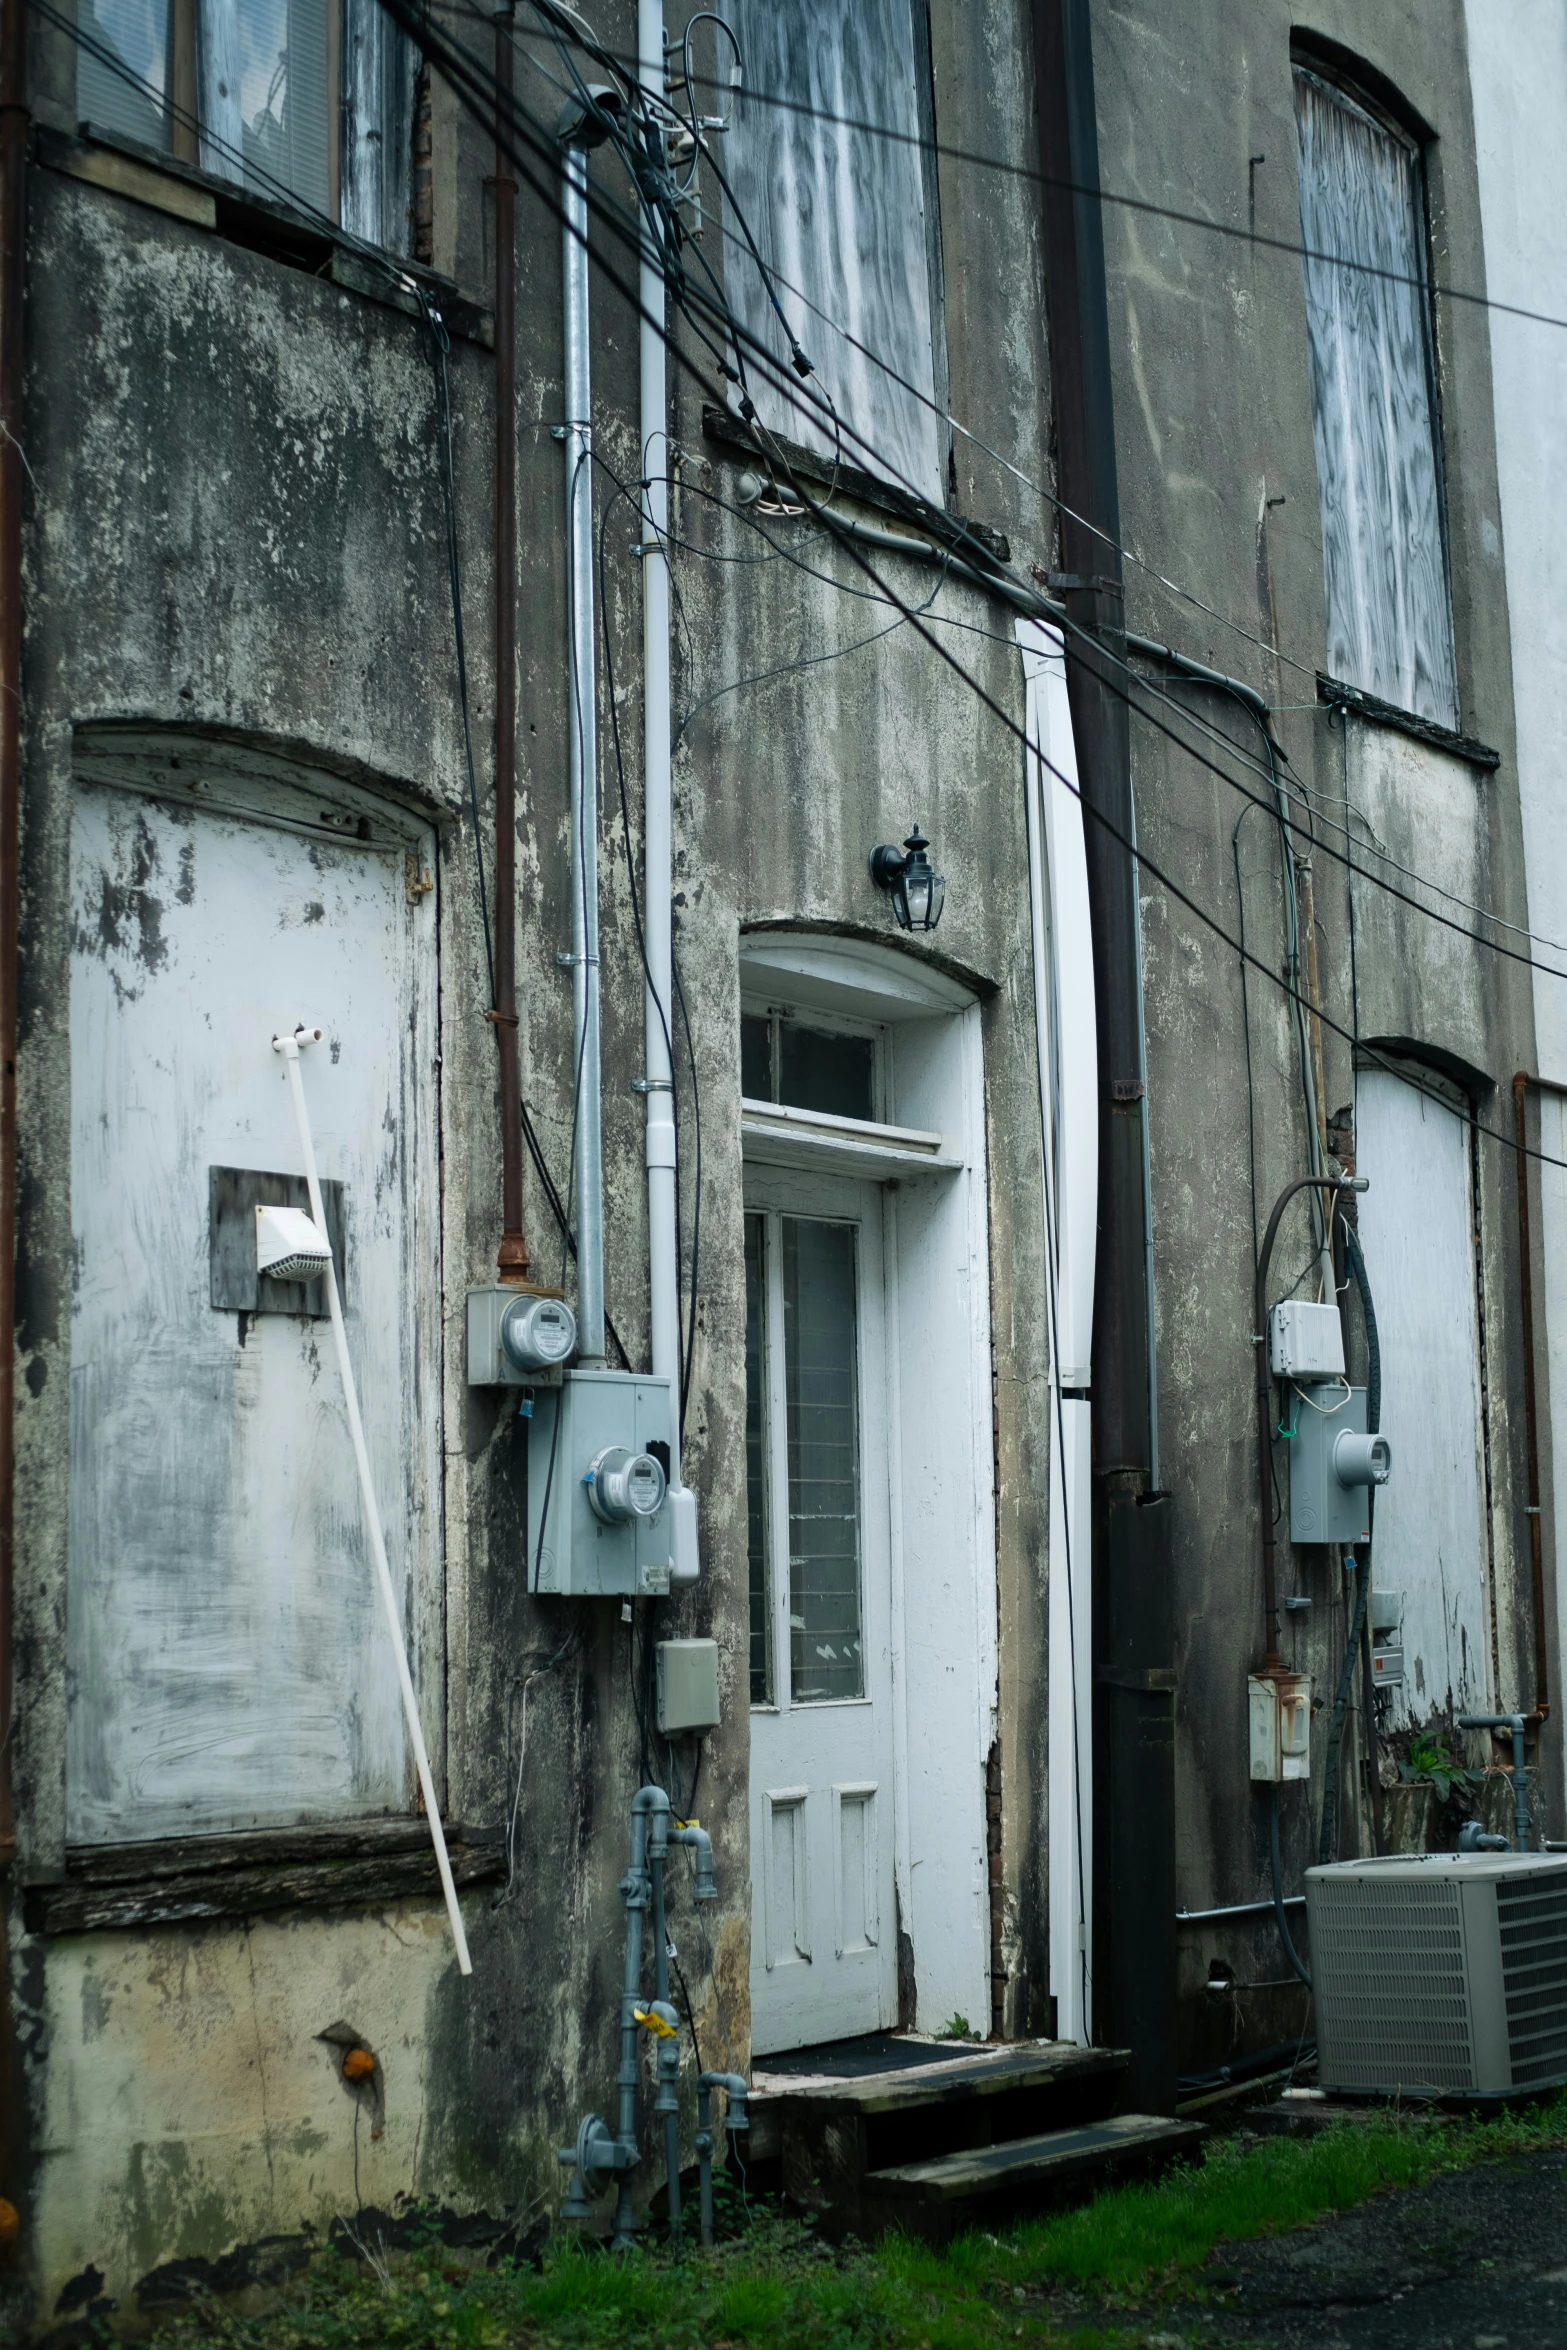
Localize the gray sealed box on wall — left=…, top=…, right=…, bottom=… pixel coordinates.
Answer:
left=656, top=1639, right=721, bottom=1733
left=1288, top=1382, right=1388, bottom=1545
left=528, top=1369, right=675, bottom=1597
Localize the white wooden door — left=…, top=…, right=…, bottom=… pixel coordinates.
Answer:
left=67, top=778, right=442, bottom=1842
left=746, top=1169, right=898, bottom=2053
left=1356, top=1068, right=1491, bottom=1724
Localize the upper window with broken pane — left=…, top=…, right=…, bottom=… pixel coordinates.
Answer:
left=78, top=0, right=416, bottom=252
left=1294, top=64, right=1458, bottom=728
left=720, top=0, right=948, bottom=507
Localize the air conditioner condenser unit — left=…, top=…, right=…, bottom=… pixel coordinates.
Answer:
left=1307, top=1853, right=1567, bottom=2097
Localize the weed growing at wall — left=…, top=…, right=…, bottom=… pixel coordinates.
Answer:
left=159, top=2095, right=1567, bottom=2350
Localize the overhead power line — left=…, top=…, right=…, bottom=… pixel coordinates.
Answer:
left=38, top=0, right=1565, bottom=1172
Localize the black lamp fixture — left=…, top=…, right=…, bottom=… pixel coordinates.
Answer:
left=869, top=825, right=946, bottom=933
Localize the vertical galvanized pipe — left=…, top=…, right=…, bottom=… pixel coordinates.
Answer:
left=0, top=0, right=26, bottom=2227
left=638, top=0, right=677, bottom=1417
left=562, top=139, right=604, bottom=1363
left=492, top=4, right=529, bottom=1283
left=637, top=0, right=698, bottom=1576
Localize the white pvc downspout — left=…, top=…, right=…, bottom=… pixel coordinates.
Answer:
left=639, top=0, right=698, bottom=1580
left=563, top=135, right=606, bottom=1366
left=274, top=1024, right=472, bottom=1974
left=1016, top=621, right=1097, bottom=2047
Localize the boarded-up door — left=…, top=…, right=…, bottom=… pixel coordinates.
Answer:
left=1356, top=1068, right=1490, bottom=1725
left=68, top=771, right=441, bottom=1843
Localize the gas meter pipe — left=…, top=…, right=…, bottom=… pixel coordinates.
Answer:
left=1254, top=1173, right=1367, bottom=1666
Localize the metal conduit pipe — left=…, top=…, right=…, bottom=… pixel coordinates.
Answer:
left=561, top=113, right=606, bottom=1363
left=491, top=4, right=531, bottom=1286
left=1512, top=1070, right=1557, bottom=1726
left=637, top=3, right=696, bottom=1578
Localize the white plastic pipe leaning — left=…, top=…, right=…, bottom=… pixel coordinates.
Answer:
left=272, top=1024, right=473, bottom=1976
left=639, top=0, right=698, bottom=1581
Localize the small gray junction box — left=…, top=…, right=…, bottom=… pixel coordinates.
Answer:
left=528, top=1369, right=675, bottom=1597
left=656, top=1639, right=721, bottom=1733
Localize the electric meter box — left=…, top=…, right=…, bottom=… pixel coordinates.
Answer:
left=1268, top=1299, right=1346, bottom=1380
left=467, top=1285, right=575, bottom=1386
left=528, top=1369, right=675, bottom=1597
left=1249, top=1669, right=1312, bottom=1782
left=656, top=1638, right=721, bottom=1733
left=1288, top=1383, right=1390, bottom=1545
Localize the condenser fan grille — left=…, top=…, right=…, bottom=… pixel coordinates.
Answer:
left=1499, top=1879, right=1567, bottom=2086
left=1313, top=1877, right=1473, bottom=2091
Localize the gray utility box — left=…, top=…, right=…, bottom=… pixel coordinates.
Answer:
left=529, top=1370, right=675, bottom=1598
left=657, top=1639, right=721, bottom=1733
left=1308, top=1853, right=1567, bottom=2096
left=1288, top=1382, right=1383, bottom=1545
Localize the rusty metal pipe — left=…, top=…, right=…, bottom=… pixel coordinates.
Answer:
left=0, top=0, right=25, bottom=2227
left=1513, top=1070, right=1558, bottom=1723
left=490, top=3, right=528, bottom=1282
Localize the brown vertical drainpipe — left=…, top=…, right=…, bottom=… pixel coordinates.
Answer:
left=0, top=0, right=24, bottom=2235
left=490, top=3, right=528, bottom=1282
left=1513, top=1071, right=1555, bottom=1723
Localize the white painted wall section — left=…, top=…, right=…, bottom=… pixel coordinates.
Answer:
left=1467, top=3, right=1567, bottom=1739
left=1017, top=620, right=1098, bottom=2045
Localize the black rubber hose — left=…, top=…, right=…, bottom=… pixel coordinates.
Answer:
left=1317, top=1219, right=1382, bottom=1864
left=1270, top=1785, right=1313, bottom=1987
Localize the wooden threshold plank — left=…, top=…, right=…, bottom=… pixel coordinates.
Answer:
left=866, top=2114, right=1203, bottom=2202
left=763, top=2043, right=1128, bottom=2116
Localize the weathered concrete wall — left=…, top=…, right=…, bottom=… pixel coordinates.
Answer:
left=1466, top=0, right=1567, bottom=1836
left=5, top=0, right=1063, bottom=2318
left=1092, top=0, right=1542, bottom=2064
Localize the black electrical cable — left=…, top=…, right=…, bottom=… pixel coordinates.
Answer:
left=598, top=486, right=693, bottom=1407
left=1268, top=1785, right=1313, bottom=1989
left=63, top=0, right=1562, bottom=1187
left=381, top=0, right=1567, bottom=1008
left=415, top=286, right=494, bottom=1008
left=1317, top=1216, right=1382, bottom=1864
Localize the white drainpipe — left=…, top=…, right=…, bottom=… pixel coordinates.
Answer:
left=640, top=0, right=698, bottom=1581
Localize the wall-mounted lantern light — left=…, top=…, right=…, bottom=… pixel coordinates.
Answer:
left=869, top=825, right=946, bottom=933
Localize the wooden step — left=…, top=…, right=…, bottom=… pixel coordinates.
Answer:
left=759, top=2040, right=1134, bottom=2233
left=861, top=2114, right=1205, bottom=2245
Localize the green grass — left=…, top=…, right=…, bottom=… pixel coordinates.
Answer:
left=158, top=2093, right=1567, bottom=2350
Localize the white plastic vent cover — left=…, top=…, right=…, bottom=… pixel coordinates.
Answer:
left=1307, top=1853, right=1567, bottom=2096
left=255, top=1202, right=333, bottom=1283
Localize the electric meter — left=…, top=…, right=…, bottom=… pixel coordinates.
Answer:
left=586, top=1446, right=667, bottom=1525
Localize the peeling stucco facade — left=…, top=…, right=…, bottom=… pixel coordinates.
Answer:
left=1, top=0, right=1561, bottom=2328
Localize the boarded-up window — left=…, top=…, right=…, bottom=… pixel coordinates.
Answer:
left=721, top=0, right=946, bottom=505
left=67, top=760, right=441, bottom=1843
left=1355, top=1068, right=1489, bottom=1724
left=1294, top=66, right=1457, bottom=727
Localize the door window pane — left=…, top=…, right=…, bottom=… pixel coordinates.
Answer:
left=779, top=1024, right=875, bottom=1122
left=1294, top=66, right=1456, bottom=726
left=784, top=1216, right=863, bottom=1702
left=745, top=1211, right=771, bottom=1704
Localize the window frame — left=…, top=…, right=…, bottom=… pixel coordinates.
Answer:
left=740, top=999, right=887, bottom=1125
left=76, top=0, right=418, bottom=252
left=1291, top=43, right=1459, bottom=727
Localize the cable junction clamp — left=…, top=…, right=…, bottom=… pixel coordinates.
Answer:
left=631, top=1076, right=673, bottom=1093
